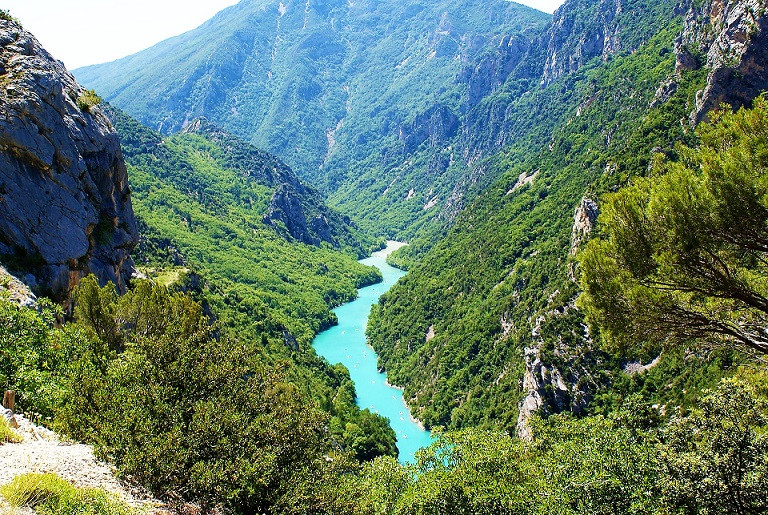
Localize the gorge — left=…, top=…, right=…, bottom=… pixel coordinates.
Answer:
left=313, top=241, right=433, bottom=464
left=2, top=0, right=768, bottom=512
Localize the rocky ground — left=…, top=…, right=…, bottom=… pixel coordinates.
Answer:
left=0, top=411, right=164, bottom=514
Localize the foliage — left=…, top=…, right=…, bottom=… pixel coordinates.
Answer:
left=76, top=89, right=101, bottom=112
left=0, top=415, right=22, bottom=443
left=659, top=378, right=768, bottom=514
left=48, top=277, right=392, bottom=512
left=342, top=378, right=768, bottom=514
left=348, top=416, right=660, bottom=513
left=0, top=473, right=135, bottom=515
left=0, top=298, right=64, bottom=418
left=579, top=97, right=768, bottom=356
left=366, top=12, right=702, bottom=430
left=0, top=9, right=19, bottom=24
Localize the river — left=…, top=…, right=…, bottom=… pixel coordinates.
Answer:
left=312, top=241, right=434, bottom=464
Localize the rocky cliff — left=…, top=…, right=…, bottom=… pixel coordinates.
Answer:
left=515, top=0, right=768, bottom=435
left=0, top=20, right=138, bottom=301
left=675, top=0, right=768, bottom=122
left=175, top=117, right=366, bottom=254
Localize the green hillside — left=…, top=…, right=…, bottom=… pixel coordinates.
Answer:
left=106, top=106, right=399, bottom=468
left=3, top=0, right=768, bottom=511
left=74, top=0, right=549, bottom=238
left=107, top=105, right=381, bottom=344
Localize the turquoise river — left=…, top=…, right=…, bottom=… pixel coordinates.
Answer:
left=312, top=241, right=434, bottom=463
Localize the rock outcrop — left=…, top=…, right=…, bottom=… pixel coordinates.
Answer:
left=675, top=0, right=768, bottom=121
left=540, top=0, right=622, bottom=86
left=399, top=105, right=459, bottom=155
left=0, top=20, right=138, bottom=301
left=263, top=184, right=315, bottom=245
left=569, top=197, right=598, bottom=256
left=0, top=264, right=36, bottom=308
left=516, top=303, right=597, bottom=440
left=568, top=196, right=598, bottom=281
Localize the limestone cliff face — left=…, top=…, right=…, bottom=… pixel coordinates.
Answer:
left=399, top=105, right=460, bottom=155
left=540, top=0, right=622, bottom=86
left=0, top=20, right=138, bottom=301
left=675, top=0, right=768, bottom=122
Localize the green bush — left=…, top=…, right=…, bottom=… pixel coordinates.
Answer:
left=0, top=473, right=135, bottom=515
left=77, top=90, right=102, bottom=112
left=0, top=416, right=22, bottom=443
left=0, top=10, right=18, bottom=23
left=57, top=276, right=355, bottom=512
left=0, top=298, right=67, bottom=418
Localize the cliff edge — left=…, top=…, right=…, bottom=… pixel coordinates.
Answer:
left=0, top=19, right=138, bottom=301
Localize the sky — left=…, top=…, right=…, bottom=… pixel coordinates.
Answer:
left=5, top=0, right=566, bottom=70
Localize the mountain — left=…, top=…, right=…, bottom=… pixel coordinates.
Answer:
left=105, top=104, right=380, bottom=344
left=4, top=0, right=768, bottom=511
left=368, top=0, right=768, bottom=434
left=0, top=18, right=137, bottom=301
left=71, top=0, right=768, bottom=438
left=74, top=0, right=549, bottom=238
left=0, top=17, right=400, bottom=508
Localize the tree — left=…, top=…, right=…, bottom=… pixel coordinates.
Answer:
left=579, top=97, right=768, bottom=355
left=660, top=379, right=768, bottom=514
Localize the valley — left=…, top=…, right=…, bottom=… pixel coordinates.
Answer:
left=313, top=241, right=434, bottom=463
left=1, top=0, right=768, bottom=513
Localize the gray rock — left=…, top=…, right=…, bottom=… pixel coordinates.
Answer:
left=541, top=0, right=623, bottom=87
left=676, top=0, right=768, bottom=123
left=263, top=184, right=315, bottom=245
left=399, top=105, right=459, bottom=154
left=0, top=20, right=138, bottom=301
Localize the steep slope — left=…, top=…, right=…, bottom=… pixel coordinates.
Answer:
left=106, top=106, right=380, bottom=344
left=0, top=19, right=137, bottom=301
left=368, top=0, right=768, bottom=433
left=0, top=17, right=401, bottom=500
left=74, top=0, right=549, bottom=237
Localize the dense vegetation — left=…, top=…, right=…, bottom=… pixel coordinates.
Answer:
left=367, top=5, right=708, bottom=430
left=3, top=280, right=767, bottom=513
left=75, top=0, right=549, bottom=238
left=0, top=277, right=396, bottom=512
left=580, top=97, right=768, bottom=356
left=342, top=375, right=768, bottom=514
left=108, top=105, right=380, bottom=345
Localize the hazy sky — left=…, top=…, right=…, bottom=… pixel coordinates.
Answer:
left=5, top=0, right=565, bottom=70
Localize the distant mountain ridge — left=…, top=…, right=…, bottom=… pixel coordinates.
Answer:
left=74, top=0, right=549, bottom=237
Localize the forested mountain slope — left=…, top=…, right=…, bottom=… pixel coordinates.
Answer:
left=0, top=15, right=400, bottom=510
left=4, top=0, right=768, bottom=511
left=74, top=0, right=549, bottom=238
left=368, top=0, right=768, bottom=433
left=106, top=105, right=380, bottom=346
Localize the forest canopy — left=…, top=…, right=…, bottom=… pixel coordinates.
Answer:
left=579, top=97, right=768, bottom=356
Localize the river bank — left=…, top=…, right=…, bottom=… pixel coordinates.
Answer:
left=313, top=241, right=433, bottom=463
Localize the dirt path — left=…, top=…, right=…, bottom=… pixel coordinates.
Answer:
left=0, top=413, right=163, bottom=513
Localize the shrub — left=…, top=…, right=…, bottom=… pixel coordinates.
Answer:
left=0, top=416, right=22, bottom=443
left=0, top=298, right=67, bottom=418
left=0, top=10, right=18, bottom=23
left=0, top=473, right=135, bottom=515
left=77, top=90, right=102, bottom=113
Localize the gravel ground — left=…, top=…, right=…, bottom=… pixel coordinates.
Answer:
left=0, top=413, right=165, bottom=514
